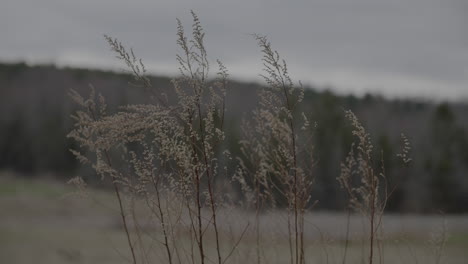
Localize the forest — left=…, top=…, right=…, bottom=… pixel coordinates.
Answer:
left=1, top=61, right=467, bottom=213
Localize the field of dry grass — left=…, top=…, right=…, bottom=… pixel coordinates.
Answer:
left=1, top=174, right=467, bottom=264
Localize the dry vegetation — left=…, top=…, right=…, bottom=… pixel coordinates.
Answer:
left=63, top=11, right=465, bottom=264
left=2, top=174, right=468, bottom=264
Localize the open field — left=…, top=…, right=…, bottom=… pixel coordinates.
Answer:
left=1, top=175, right=467, bottom=264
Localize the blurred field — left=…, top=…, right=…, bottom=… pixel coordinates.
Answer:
left=1, top=174, right=467, bottom=264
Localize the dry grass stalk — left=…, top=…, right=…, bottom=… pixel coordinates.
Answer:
left=338, top=111, right=412, bottom=264
left=235, top=35, right=314, bottom=264
left=338, top=110, right=383, bottom=264
left=68, top=11, right=241, bottom=264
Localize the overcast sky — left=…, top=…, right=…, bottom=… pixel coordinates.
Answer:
left=2, top=0, right=467, bottom=101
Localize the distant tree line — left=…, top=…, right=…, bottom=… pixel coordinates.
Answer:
left=0, top=62, right=467, bottom=213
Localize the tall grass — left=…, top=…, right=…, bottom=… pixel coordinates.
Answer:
left=235, top=34, right=314, bottom=264
left=68, top=11, right=414, bottom=264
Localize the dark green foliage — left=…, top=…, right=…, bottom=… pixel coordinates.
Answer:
left=1, top=62, right=468, bottom=212
left=0, top=113, right=35, bottom=173
left=0, top=62, right=27, bottom=82
left=423, top=103, right=468, bottom=213
left=0, top=110, right=77, bottom=175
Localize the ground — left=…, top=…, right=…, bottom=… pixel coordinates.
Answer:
left=1, top=174, right=467, bottom=264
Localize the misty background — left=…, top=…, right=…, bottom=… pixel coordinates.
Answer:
left=1, top=1, right=468, bottom=213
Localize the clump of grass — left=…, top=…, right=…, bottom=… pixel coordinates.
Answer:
left=338, top=111, right=412, bottom=264
left=68, top=11, right=241, bottom=264
left=68, top=11, right=418, bottom=264
left=338, top=110, right=386, bottom=264
left=235, top=34, right=314, bottom=264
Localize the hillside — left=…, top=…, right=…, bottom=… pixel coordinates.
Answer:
left=1, top=62, right=467, bottom=213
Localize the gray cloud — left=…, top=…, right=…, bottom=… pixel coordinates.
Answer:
left=1, top=0, right=467, bottom=101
